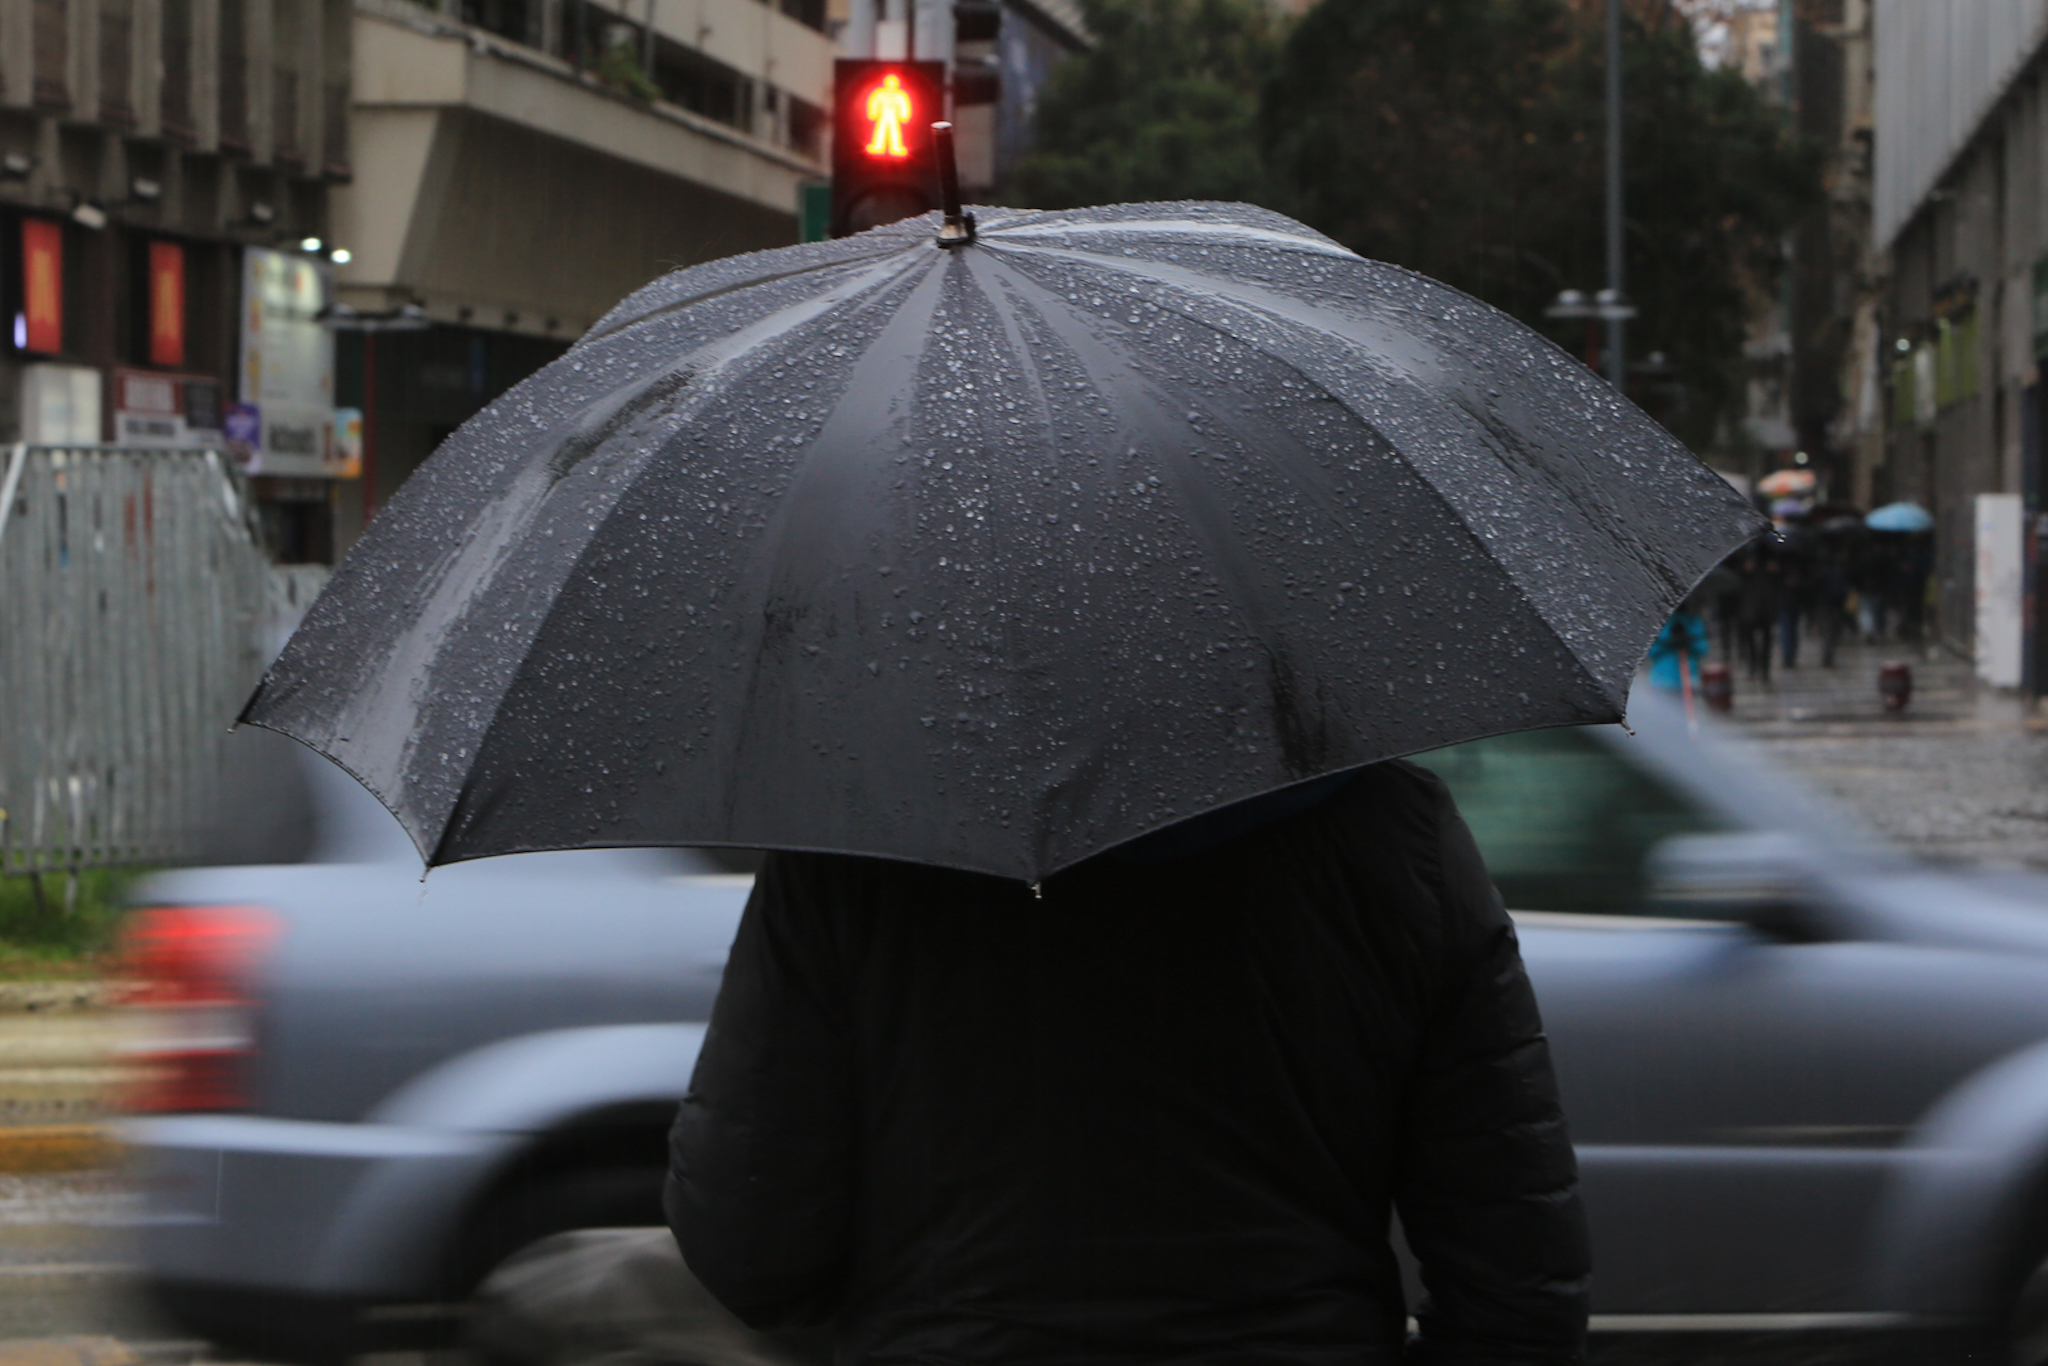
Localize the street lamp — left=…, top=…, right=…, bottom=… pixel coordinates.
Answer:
left=1546, top=287, right=1637, bottom=375
left=1603, top=0, right=1625, bottom=389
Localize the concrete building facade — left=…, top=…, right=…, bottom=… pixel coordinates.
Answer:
left=0, top=0, right=351, bottom=557
left=331, top=0, right=834, bottom=547
left=1873, top=0, right=2048, bottom=661
left=3, top=0, right=838, bottom=562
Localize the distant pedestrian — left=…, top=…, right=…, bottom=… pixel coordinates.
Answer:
left=1693, top=562, right=1742, bottom=661
left=1850, top=531, right=1888, bottom=641
left=1812, top=541, right=1850, bottom=668
left=1736, top=549, right=1779, bottom=682
left=1897, top=532, right=1934, bottom=645
left=1772, top=514, right=1813, bottom=669
left=1648, top=606, right=1710, bottom=694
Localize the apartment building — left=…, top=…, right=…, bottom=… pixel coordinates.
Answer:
left=1, top=0, right=351, bottom=556
left=329, top=0, right=832, bottom=549
left=1874, top=0, right=2048, bottom=667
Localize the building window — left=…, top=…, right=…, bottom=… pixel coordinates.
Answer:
left=536, top=0, right=765, bottom=134
left=650, top=31, right=755, bottom=131
left=461, top=0, right=534, bottom=48
left=273, top=66, right=300, bottom=162
left=99, top=0, right=134, bottom=125
left=220, top=0, right=249, bottom=150
left=323, top=79, right=349, bottom=176
left=779, top=0, right=825, bottom=34
left=162, top=0, right=194, bottom=139
left=272, top=0, right=302, bottom=163
left=787, top=93, right=824, bottom=159
left=33, top=0, right=70, bottom=110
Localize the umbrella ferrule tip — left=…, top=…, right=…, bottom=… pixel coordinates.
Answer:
left=938, top=212, right=977, bottom=247
left=930, top=121, right=975, bottom=247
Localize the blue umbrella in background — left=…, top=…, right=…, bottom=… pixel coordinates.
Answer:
left=1867, top=501, right=1934, bottom=532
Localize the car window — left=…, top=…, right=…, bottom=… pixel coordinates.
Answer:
left=1410, top=727, right=1726, bottom=915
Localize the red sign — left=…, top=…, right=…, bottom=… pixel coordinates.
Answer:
left=148, top=241, right=186, bottom=368
left=21, top=219, right=62, bottom=354
left=863, top=72, right=914, bottom=159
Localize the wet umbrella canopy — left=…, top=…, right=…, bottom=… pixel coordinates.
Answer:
left=245, top=202, right=1762, bottom=882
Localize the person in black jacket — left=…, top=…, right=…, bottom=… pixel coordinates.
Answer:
left=667, top=760, right=1590, bottom=1366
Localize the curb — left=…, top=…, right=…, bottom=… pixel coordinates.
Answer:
left=0, top=1338, right=139, bottom=1366
left=0, top=983, right=124, bottom=1015
left=0, top=1125, right=118, bottom=1174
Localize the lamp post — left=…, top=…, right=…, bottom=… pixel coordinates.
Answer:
left=1604, top=0, right=1625, bottom=389
left=1546, top=287, right=1637, bottom=384
left=1548, top=1, right=1635, bottom=392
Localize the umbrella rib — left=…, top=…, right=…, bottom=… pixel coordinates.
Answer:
left=422, top=252, right=934, bottom=864
left=697, top=253, right=954, bottom=849
left=583, top=240, right=912, bottom=345
left=985, top=240, right=1627, bottom=710
left=994, top=238, right=1703, bottom=606
left=987, top=216, right=1359, bottom=260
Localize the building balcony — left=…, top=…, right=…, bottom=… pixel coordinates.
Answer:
left=335, top=0, right=829, bottom=340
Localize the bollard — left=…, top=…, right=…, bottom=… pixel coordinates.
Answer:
left=1700, top=663, right=1734, bottom=712
left=1879, top=661, right=1913, bottom=713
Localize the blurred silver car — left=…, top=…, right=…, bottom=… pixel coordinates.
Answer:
left=124, top=690, right=2048, bottom=1364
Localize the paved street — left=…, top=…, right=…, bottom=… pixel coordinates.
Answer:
left=0, top=1005, right=211, bottom=1365
left=1714, top=636, right=2048, bottom=871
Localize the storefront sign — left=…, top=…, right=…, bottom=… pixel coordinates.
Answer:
left=21, top=219, right=63, bottom=355
left=148, top=242, right=186, bottom=368
left=113, top=367, right=224, bottom=447
left=1979, top=493, right=2025, bottom=688
left=238, top=247, right=341, bottom=476
left=332, top=407, right=363, bottom=479
left=19, top=363, right=101, bottom=444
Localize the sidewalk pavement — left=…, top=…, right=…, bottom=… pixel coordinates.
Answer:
left=1709, top=635, right=2048, bottom=871
left=0, top=1005, right=125, bottom=1174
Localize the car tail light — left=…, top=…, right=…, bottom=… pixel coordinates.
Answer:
left=119, top=905, right=278, bottom=1113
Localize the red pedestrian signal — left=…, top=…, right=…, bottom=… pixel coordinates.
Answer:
left=863, top=73, right=915, bottom=159
left=831, top=60, right=945, bottom=238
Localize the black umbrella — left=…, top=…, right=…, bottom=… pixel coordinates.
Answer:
left=246, top=200, right=1761, bottom=883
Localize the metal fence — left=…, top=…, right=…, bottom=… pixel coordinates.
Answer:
left=0, top=445, right=286, bottom=873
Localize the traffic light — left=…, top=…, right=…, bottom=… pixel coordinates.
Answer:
left=831, top=60, right=946, bottom=238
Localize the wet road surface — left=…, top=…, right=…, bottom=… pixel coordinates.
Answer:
left=1719, top=636, right=2048, bottom=870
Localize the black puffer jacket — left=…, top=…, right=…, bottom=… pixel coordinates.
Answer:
left=667, top=760, right=1589, bottom=1366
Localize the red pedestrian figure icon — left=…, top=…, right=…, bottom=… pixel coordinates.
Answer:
left=865, top=73, right=913, bottom=158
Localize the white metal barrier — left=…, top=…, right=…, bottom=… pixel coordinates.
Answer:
left=0, top=445, right=294, bottom=873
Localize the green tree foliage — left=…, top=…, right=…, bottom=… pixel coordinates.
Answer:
left=1604, top=14, right=1820, bottom=446
left=1262, top=0, right=1581, bottom=313
left=1011, top=0, right=1819, bottom=454
left=0, top=868, right=134, bottom=970
left=593, top=35, right=661, bottom=104
left=1005, top=0, right=1284, bottom=208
